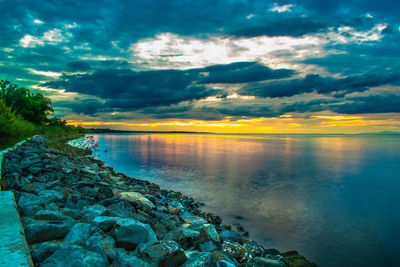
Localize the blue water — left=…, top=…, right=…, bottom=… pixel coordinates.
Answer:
left=92, top=133, right=400, bottom=266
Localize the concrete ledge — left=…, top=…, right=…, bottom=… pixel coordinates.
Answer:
left=0, top=191, right=34, bottom=266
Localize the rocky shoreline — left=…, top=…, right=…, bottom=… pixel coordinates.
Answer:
left=1, top=136, right=317, bottom=266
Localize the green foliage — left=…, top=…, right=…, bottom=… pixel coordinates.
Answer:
left=0, top=80, right=54, bottom=124
left=0, top=80, right=85, bottom=149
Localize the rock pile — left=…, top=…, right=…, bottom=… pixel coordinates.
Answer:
left=1, top=136, right=317, bottom=266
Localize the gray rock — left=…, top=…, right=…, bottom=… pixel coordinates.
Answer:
left=182, top=252, right=212, bottom=267
left=17, top=192, right=44, bottom=216
left=108, top=248, right=151, bottom=267
left=253, top=257, right=286, bottom=267
left=34, top=210, right=71, bottom=221
left=199, top=240, right=221, bottom=252
left=81, top=204, right=108, bottom=221
left=164, top=227, right=201, bottom=249
left=244, top=241, right=265, bottom=257
left=38, top=190, right=64, bottom=204
left=25, top=221, right=73, bottom=244
left=86, top=233, right=116, bottom=261
left=219, top=230, right=243, bottom=243
left=222, top=241, right=244, bottom=262
left=136, top=240, right=186, bottom=266
left=42, top=245, right=107, bottom=267
left=31, top=242, right=63, bottom=263
left=64, top=223, right=102, bottom=246
left=108, top=201, right=135, bottom=217
left=115, top=219, right=157, bottom=250
left=92, top=216, right=122, bottom=232
left=66, top=193, right=91, bottom=209
left=118, top=192, right=155, bottom=212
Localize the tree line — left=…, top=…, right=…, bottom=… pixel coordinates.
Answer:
left=0, top=80, right=84, bottom=148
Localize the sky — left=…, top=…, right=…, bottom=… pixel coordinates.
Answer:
left=1, top=0, right=400, bottom=133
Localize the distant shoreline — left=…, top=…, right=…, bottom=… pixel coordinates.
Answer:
left=85, top=128, right=400, bottom=135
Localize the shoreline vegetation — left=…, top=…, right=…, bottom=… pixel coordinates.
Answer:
left=0, top=80, right=84, bottom=150
left=1, top=135, right=317, bottom=266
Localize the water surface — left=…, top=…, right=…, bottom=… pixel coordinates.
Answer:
left=92, top=133, right=400, bottom=266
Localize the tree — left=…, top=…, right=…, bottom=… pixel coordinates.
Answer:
left=0, top=80, right=54, bottom=124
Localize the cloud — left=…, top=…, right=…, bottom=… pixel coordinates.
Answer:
left=332, top=95, right=400, bottom=114
left=269, top=4, right=295, bottom=13
left=43, top=68, right=222, bottom=110
left=229, top=17, right=328, bottom=37
left=66, top=61, right=91, bottom=71
left=239, top=73, right=400, bottom=98
left=197, top=62, right=295, bottom=84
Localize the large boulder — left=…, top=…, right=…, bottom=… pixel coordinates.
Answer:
left=115, top=219, right=158, bottom=250
left=34, top=210, right=72, bottom=222
left=109, top=248, right=151, bottom=267
left=17, top=192, right=44, bottom=216
left=41, top=245, right=108, bottom=267
left=136, top=240, right=187, bottom=266
left=118, top=192, right=155, bottom=212
left=25, top=221, right=73, bottom=244
left=38, top=190, right=64, bottom=204
left=64, top=223, right=102, bottom=246
left=31, top=242, right=63, bottom=264
left=164, top=227, right=201, bottom=249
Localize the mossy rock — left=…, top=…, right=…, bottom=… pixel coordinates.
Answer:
left=282, top=251, right=318, bottom=267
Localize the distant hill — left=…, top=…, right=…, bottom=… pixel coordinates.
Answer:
left=359, top=131, right=400, bottom=135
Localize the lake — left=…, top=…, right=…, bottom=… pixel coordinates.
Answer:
left=91, top=133, right=400, bottom=266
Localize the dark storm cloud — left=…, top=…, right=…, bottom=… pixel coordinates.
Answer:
left=239, top=73, right=400, bottom=98
left=332, top=95, right=400, bottom=114
left=67, top=61, right=91, bottom=71
left=43, top=68, right=222, bottom=110
left=56, top=99, right=104, bottom=115
left=281, top=95, right=400, bottom=114
left=44, top=62, right=295, bottom=114
left=197, top=62, right=295, bottom=84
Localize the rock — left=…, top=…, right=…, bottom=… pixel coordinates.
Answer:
left=222, top=241, right=245, bottom=262
left=198, top=223, right=221, bottom=244
left=136, top=240, right=187, bottom=266
left=92, top=216, right=121, bottom=232
left=281, top=251, right=318, bottom=267
left=119, top=192, right=155, bottom=212
left=31, top=242, right=63, bottom=263
left=86, top=233, right=116, bottom=261
left=244, top=241, right=265, bottom=257
left=108, top=201, right=135, bottom=217
left=66, top=193, right=91, bottom=209
left=64, top=223, right=102, bottom=246
left=34, top=210, right=71, bottom=221
left=25, top=221, right=73, bottom=244
left=81, top=204, right=109, bottom=221
left=183, top=251, right=212, bottom=266
left=17, top=192, right=44, bottom=216
left=115, top=218, right=158, bottom=250
left=109, top=248, right=151, bottom=267
left=164, top=227, right=201, bottom=249
left=253, top=257, right=286, bottom=267
left=219, top=230, right=243, bottom=243
left=98, top=170, right=111, bottom=180
left=168, top=207, right=181, bottom=215
left=42, top=245, right=108, bottom=267
left=199, top=240, right=221, bottom=252
left=96, top=182, right=114, bottom=198
left=209, top=251, right=239, bottom=266
left=38, top=190, right=64, bottom=204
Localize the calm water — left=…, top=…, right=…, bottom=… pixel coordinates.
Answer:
left=92, top=133, right=400, bottom=266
